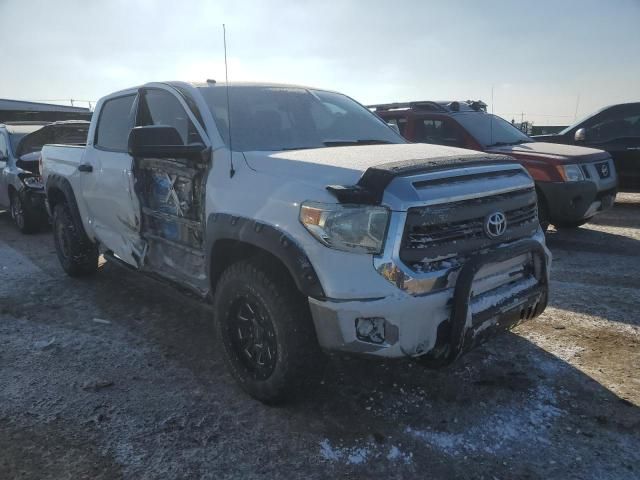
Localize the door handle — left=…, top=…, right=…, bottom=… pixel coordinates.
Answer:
left=78, top=164, right=93, bottom=173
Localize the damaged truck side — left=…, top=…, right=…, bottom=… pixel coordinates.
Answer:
left=41, top=82, right=551, bottom=403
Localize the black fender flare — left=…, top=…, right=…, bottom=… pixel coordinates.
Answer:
left=205, top=213, right=325, bottom=299
left=45, top=174, right=86, bottom=231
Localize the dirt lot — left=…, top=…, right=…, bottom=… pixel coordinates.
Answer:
left=1, top=194, right=639, bottom=480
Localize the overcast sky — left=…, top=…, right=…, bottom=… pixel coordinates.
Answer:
left=1, top=0, right=639, bottom=125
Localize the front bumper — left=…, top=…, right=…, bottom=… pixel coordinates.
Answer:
left=309, top=239, right=550, bottom=363
left=537, top=180, right=616, bottom=223
left=23, top=188, right=47, bottom=211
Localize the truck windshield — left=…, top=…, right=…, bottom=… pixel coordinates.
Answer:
left=455, top=113, right=532, bottom=147
left=199, top=85, right=405, bottom=152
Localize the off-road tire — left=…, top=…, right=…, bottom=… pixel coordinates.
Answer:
left=213, top=257, right=323, bottom=404
left=9, top=190, right=40, bottom=234
left=52, top=203, right=99, bottom=277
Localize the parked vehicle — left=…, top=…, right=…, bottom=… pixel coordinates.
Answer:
left=42, top=82, right=550, bottom=403
left=0, top=121, right=89, bottom=232
left=533, top=102, right=640, bottom=191
left=372, top=101, right=618, bottom=230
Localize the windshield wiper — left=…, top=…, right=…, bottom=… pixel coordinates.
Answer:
left=487, top=139, right=529, bottom=147
left=322, top=139, right=394, bottom=147
left=279, top=146, right=317, bottom=151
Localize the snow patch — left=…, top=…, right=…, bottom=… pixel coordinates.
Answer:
left=319, top=439, right=412, bottom=465
left=406, top=385, right=564, bottom=457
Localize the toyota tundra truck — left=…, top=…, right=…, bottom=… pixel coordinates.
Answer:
left=42, top=81, right=550, bottom=403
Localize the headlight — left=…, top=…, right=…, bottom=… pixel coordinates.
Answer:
left=19, top=174, right=44, bottom=189
left=300, top=201, right=389, bottom=254
left=559, top=164, right=584, bottom=182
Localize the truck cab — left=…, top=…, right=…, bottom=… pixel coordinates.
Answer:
left=42, top=82, right=550, bottom=403
left=373, top=101, right=618, bottom=230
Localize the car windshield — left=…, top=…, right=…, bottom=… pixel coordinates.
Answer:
left=17, top=124, right=90, bottom=156
left=199, top=85, right=405, bottom=152
left=455, top=113, right=532, bottom=147
left=8, top=132, right=28, bottom=155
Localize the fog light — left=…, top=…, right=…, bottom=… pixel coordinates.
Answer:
left=355, top=317, right=386, bottom=344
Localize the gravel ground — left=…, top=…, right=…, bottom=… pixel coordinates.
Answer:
left=1, top=194, right=639, bottom=480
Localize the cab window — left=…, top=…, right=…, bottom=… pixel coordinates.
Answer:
left=95, top=95, right=136, bottom=151
left=138, top=89, right=202, bottom=145
left=414, top=118, right=464, bottom=147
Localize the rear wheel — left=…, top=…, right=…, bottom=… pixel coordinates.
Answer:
left=9, top=191, right=40, bottom=234
left=213, top=257, right=323, bottom=404
left=53, top=203, right=99, bottom=276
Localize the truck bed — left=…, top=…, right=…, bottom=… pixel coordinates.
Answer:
left=41, top=144, right=87, bottom=183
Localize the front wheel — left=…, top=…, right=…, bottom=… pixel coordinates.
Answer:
left=536, top=192, right=550, bottom=233
left=213, top=257, right=323, bottom=404
left=52, top=203, right=99, bottom=277
left=10, top=191, right=40, bottom=234
left=553, top=218, right=590, bottom=229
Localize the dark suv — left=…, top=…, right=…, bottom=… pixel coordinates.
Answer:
left=372, top=101, right=617, bottom=230
left=533, top=102, right=640, bottom=191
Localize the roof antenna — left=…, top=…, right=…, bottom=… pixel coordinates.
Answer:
left=223, top=23, right=235, bottom=178
left=490, top=85, right=494, bottom=146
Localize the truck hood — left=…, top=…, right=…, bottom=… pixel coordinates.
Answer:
left=486, top=142, right=609, bottom=164
left=243, top=143, right=490, bottom=185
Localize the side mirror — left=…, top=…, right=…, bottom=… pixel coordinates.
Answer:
left=574, top=128, right=586, bottom=142
left=388, top=123, right=400, bottom=135
left=128, top=125, right=206, bottom=160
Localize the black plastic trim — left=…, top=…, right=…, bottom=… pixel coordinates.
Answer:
left=327, top=153, right=516, bottom=205
left=45, top=174, right=86, bottom=229
left=205, top=213, right=325, bottom=299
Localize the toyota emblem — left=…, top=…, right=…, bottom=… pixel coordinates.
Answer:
left=485, top=211, right=507, bottom=238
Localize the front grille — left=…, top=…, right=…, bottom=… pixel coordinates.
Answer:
left=400, top=187, right=538, bottom=266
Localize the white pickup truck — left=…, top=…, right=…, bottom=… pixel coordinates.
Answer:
left=42, top=81, right=551, bottom=403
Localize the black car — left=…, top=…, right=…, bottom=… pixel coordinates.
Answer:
left=0, top=120, right=89, bottom=232
left=533, top=102, right=640, bottom=190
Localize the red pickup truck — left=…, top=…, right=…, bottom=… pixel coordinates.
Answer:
left=372, top=101, right=618, bottom=231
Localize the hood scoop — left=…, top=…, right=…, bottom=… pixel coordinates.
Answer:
left=327, top=153, right=515, bottom=205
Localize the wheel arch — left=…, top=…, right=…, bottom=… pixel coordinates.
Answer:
left=206, top=213, right=325, bottom=300
left=46, top=175, right=85, bottom=232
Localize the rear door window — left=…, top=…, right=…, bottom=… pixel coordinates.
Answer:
left=587, top=109, right=640, bottom=143
left=95, top=95, right=136, bottom=151
left=414, top=118, right=464, bottom=147
left=385, top=117, right=408, bottom=136
left=138, top=89, right=202, bottom=145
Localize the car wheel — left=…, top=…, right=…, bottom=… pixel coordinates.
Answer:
left=553, top=219, right=590, bottom=229
left=10, top=191, right=39, bottom=234
left=213, top=257, right=323, bottom=404
left=52, top=203, right=99, bottom=276
left=536, top=192, right=550, bottom=233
